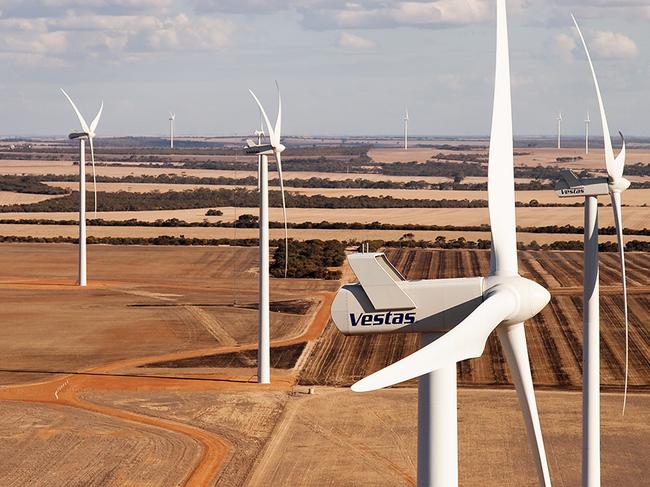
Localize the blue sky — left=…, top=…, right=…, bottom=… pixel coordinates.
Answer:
left=0, top=0, right=648, bottom=137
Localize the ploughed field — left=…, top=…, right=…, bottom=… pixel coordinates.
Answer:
left=300, top=249, right=650, bottom=390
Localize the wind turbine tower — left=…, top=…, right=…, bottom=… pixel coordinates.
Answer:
left=403, top=107, right=409, bottom=150
left=557, top=112, right=563, bottom=149
left=169, top=112, right=175, bottom=149
left=61, top=89, right=103, bottom=287
left=245, top=84, right=290, bottom=384
left=585, top=112, right=591, bottom=154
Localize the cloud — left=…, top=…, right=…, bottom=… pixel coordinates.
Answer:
left=338, top=32, right=375, bottom=49
left=555, top=32, right=576, bottom=62
left=0, top=6, right=233, bottom=65
left=591, top=30, right=639, bottom=59
left=305, top=1, right=493, bottom=29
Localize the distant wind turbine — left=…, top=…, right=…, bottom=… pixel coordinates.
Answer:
left=61, top=89, right=103, bottom=287
left=403, top=107, right=409, bottom=151
left=169, top=112, right=175, bottom=149
left=557, top=112, right=563, bottom=149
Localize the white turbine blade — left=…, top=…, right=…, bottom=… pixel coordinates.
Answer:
left=249, top=90, right=276, bottom=145
left=572, top=15, right=621, bottom=180
left=89, top=136, right=98, bottom=216
left=614, top=132, right=626, bottom=181
left=497, top=322, right=552, bottom=487
left=611, top=190, right=629, bottom=414
left=273, top=82, right=282, bottom=147
left=275, top=151, right=289, bottom=278
left=61, top=89, right=90, bottom=134
left=488, top=0, right=518, bottom=277
left=90, top=101, right=103, bottom=134
left=352, top=290, right=517, bottom=392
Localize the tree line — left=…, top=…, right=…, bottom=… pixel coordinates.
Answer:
left=0, top=188, right=585, bottom=213
left=2, top=216, right=647, bottom=237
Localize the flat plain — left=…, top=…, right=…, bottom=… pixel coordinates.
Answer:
left=0, top=244, right=647, bottom=486
left=0, top=142, right=648, bottom=486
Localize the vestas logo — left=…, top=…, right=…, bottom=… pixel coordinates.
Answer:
left=350, top=311, right=416, bottom=327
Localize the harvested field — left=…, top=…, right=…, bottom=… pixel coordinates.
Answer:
left=1, top=206, right=649, bottom=229
left=80, top=389, right=289, bottom=487
left=246, top=387, right=650, bottom=487
left=148, top=343, right=307, bottom=370
left=0, top=400, right=200, bottom=486
left=300, top=249, right=650, bottom=390
left=2, top=223, right=648, bottom=245
left=43, top=182, right=650, bottom=206
left=0, top=244, right=336, bottom=387
left=0, top=191, right=60, bottom=205
left=369, top=146, right=650, bottom=171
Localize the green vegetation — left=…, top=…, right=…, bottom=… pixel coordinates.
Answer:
left=0, top=176, right=68, bottom=195
left=271, top=239, right=345, bottom=279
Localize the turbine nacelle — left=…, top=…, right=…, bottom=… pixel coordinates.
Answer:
left=331, top=254, right=550, bottom=337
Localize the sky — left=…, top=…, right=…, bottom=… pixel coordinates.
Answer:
left=0, top=0, right=648, bottom=137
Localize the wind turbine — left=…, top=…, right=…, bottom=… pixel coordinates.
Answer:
left=61, top=89, right=103, bottom=287
left=169, top=112, right=175, bottom=149
left=331, top=2, right=552, bottom=486
left=585, top=112, right=591, bottom=155
left=555, top=16, right=630, bottom=487
left=557, top=112, right=563, bottom=149
left=244, top=83, right=289, bottom=384
left=403, top=107, right=409, bottom=151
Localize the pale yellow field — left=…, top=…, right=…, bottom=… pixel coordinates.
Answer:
left=369, top=146, right=650, bottom=172
left=1, top=206, right=646, bottom=229
left=1, top=223, right=645, bottom=245
left=247, top=387, right=649, bottom=487
left=0, top=191, right=60, bottom=205
left=44, top=182, right=650, bottom=207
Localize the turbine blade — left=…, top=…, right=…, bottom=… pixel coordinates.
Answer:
left=351, top=290, right=517, bottom=392
left=89, top=136, right=98, bottom=216
left=90, top=101, right=103, bottom=134
left=275, top=151, right=289, bottom=278
left=249, top=90, right=276, bottom=145
left=497, top=322, right=552, bottom=487
left=273, top=81, right=282, bottom=147
left=611, top=191, right=629, bottom=414
left=572, top=15, right=620, bottom=180
left=61, top=89, right=90, bottom=134
left=488, top=0, right=518, bottom=276
left=614, top=132, right=626, bottom=181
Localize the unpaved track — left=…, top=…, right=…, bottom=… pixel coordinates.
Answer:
left=0, top=289, right=337, bottom=486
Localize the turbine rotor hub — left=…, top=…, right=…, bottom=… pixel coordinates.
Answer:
left=484, top=275, right=550, bottom=325
left=608, top=177, right=630, bottom=194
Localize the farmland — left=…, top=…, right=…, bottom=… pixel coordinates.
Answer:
left=300, top=249, right=650, bottom=390
left=0, top=140, right=648, bottom=486
left=0, top=244, right=647, bottom=486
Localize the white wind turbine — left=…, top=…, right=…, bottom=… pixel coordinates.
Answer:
left=557, top=112, right=563, bottom=149
left=169, top=112, right=175, bottom=149
left=585, top=112, right=591, bottom=155
left=61, top=89, right=103, bottom=287
left=331, top=2, right=552, bottom=486
left=245, top=83, right=289, bottom=384
left=403, top=107, right=409, bottom=151
left=555, top=16, right=631, bottom=487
